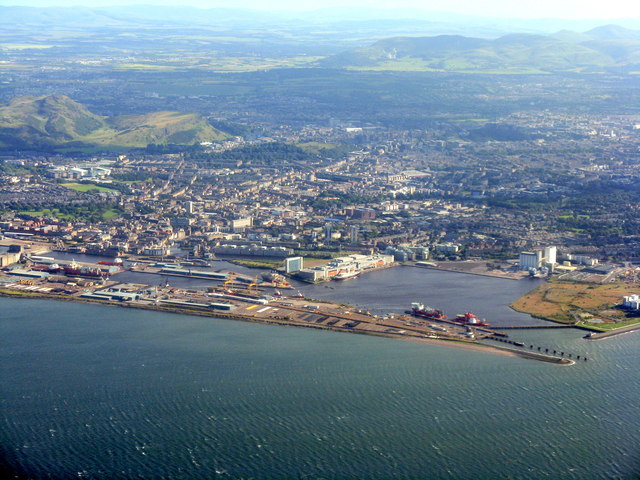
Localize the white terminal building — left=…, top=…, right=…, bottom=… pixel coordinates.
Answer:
left=623, top=294, right=640, bottom=310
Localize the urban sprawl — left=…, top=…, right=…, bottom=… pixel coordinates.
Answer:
left=2, top=108, right=640, bottom=356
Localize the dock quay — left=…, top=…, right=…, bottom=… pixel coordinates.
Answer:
left=491, top=325, right=576, bottom=330
left=406, top=314, right=509, bottom=337
left=0, top=271, right=583, bottom=366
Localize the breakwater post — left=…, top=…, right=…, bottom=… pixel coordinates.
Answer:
left=487, top=335, right=588, bottom=362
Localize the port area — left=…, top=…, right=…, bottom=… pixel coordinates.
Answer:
left=412, top=260, right=532, bottom=280
left=0, top=271, right=573, bottom=365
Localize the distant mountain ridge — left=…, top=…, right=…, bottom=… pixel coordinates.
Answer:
left=321, top=25, right=640, bottom=72
left=0, top=95, right=229, bottom=151
left=1, top=6, right=640, bottom=35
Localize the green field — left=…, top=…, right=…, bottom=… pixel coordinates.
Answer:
left=19, top=208, right=75, bottom=220
left=61, top=182, right=117, bottom=193
left=511, top=279, right=640, bottom=330
left=101, top=208, right=121, bottom=220
left=227, top=258, right=283, bottom=269
left=296, top=141, right=339, bottom=154
left=348, top=58, right=439, bottom=72
left=116, top=55, right=321, bottom=73
left=18, top=206, right=122, bottom=222
left=593, top=318, right=640, bottom=331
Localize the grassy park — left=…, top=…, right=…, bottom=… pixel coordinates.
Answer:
left=511, top=279, right=640, bottom=330
left=61, top=183, right=117, bottom=193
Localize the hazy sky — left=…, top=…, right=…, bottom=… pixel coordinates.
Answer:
left=1, top=0, right=639, bottom=20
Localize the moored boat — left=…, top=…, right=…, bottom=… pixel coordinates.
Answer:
left=410, top=302, right=447, bottom=320
left=98, top=258, right=124, bottom=266
left=333, top=270, right=362, bottom=281
left=453, top=312, right=490, bottom=326
left=63, top=260, right=110, bottom=278
left=31, top=263, right=62, bottom=273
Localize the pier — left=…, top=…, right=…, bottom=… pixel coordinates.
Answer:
left=486, top=336, right=588, bottom=361
left=584, top=323, right=640, bottom=340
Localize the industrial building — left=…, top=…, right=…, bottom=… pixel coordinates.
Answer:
left=519, top=251, right=543, bottom=270
left=623, top=294, right=640, bottom=310
left=142, top=245, right=171, bottom=257
left=563, top=253, right=599, bottom=267
left=213, top=244, right=293, bottom=258
left=519, top=246, right=557, bottom=271
left=7, top=269, right=49, bottom=279
left=295, top=254, right=394, bottom=282
left=160, top=267, right=228, bottom=280
left=81, top=289, right=141, bottom=302
left=0, top=251, right=21, bottom=267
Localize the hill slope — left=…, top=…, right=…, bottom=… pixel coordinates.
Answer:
left=0, top=95, right=107, bottom=146
left=322, top=27, right=640, bottom=72
left=0, top=95, right=229, bottom=150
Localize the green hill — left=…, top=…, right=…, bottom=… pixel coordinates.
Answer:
left=0, top=95, right=108, bottom=146
left=321, top=27, right=640, bottom=72
left=0, top=95, right=229, bottom=151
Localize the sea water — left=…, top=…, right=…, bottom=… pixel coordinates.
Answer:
left=1, top=268, right=638, bottom=479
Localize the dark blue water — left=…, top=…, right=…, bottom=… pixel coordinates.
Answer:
left=302, top=265, right=546, bottom=324
left=1, top=268, right=639, bottom=479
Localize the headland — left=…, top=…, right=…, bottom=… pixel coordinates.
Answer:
left=0, top=274, right=573, bottom=365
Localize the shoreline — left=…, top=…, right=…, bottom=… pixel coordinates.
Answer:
left=296, top=262, right=398, bottom=284
left=585, top=323, right=640, bottom=340
left=509, top=281, right=640, bottom=338
left=409, top=263, right=525, bottom=281
left=400, top=335, right=573, bottom=365
left=509, top=303, right=600, bottom=332
left=0, top=289, right=571, bottom=365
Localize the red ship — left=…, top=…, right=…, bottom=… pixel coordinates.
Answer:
left=453, top=312, right=490, bottom=326
left=31, top=263, right=62, bottom=273
left=98, top=258, right=124, bottom=266
left=410, top=302, right=447, bottom=320
left=63, top=260, right=110, bottom=278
